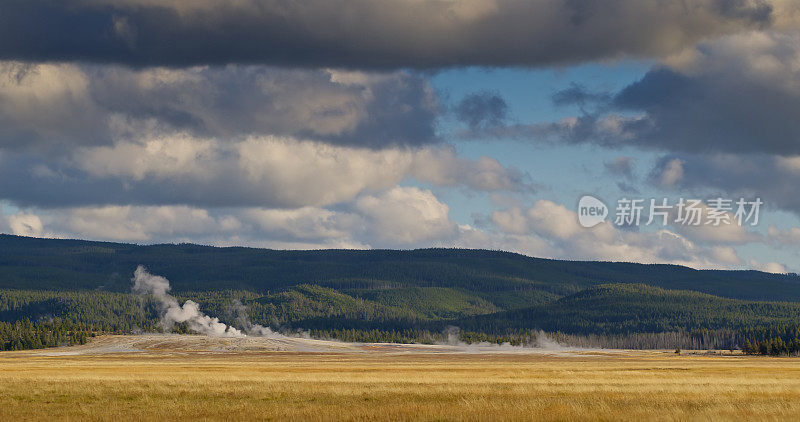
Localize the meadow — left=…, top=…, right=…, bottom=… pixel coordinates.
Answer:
left=1, top=336, right=800, bottom=421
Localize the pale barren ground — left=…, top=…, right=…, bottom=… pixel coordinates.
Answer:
left=1, top=335, right=799, bottom=421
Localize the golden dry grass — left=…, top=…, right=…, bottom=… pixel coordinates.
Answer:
left=1, top=339, right=800, bottom=421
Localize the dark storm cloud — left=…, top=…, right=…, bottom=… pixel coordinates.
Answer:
left=607, top=67, right=800, bottom=154
left=604, top=32, right=800, bottom=155
left=455, top=91, right=508, bottom=131
left=0, top=0, right=775, bottom=68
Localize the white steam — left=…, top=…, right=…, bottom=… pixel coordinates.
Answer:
left=229, top=299, right=283, bottom=337
left=440, top=326, right=578, bottom=352
left=132, top=265, right=245, bottom=337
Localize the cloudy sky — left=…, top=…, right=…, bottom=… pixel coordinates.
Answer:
left=1, top=0, right=799, bottom=272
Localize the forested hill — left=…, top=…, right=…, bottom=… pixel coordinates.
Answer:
left=0, top=235, right=800, bottom=301
left=3, top=234, right=800, bottom=351
left=459, top=283, right=800, bottom=335
left=1, top=234, right=799, bottom=302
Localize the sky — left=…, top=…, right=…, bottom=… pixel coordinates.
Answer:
left=1, top=0, right=799, bottom=272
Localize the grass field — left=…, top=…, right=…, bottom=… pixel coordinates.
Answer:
left=1, top=336, right=800, bottom=421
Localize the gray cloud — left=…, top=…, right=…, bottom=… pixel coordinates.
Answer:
left=0, top=137, right=533, bottom=209
left=455, top=91, right=508, bottom=131
left=608, top=64, right=800, bottom=154
left=648, top=152, right=800, bottom=214
left=0, top=0, right=776, bottom=68
left=551, top=83, right=612, bottom=109
left=0, top=64, right=438, bottom=150
left=469, top=31, right=800, bottom=155
left=604, top=156, right=635, bottom=178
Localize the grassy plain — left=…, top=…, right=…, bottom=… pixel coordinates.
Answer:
left=1, top=336, right=800, bottom=421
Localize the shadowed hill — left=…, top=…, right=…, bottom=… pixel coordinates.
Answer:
left=1, top=234, right=799, bottom=302
left=460, top=283, right=800, bottom=335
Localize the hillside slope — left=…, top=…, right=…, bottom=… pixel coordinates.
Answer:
left=1, top=234, right=799, bottom=302
left=460, top=284, right=800, bottom=335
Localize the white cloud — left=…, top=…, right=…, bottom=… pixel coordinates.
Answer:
left=7, top=213, right=44, bottom=237
left=0, top=193, right=778, bottom=271
left=710, top=246, right=742, bottom=265
left=0, top=187, right=457, bottom=248
left=242, top=207, right=360, bottom=242
left=0, top=63, right=437, bottom=150
left=491, top=206, right=529, bottom=235
left=236, top=136, right=412, bottom=207
left=409, top=146, right=532, bottom=192
left=58, top=206, right=234, bottom=242
left=77, top=133, right=218, bottom=181
left=749, top=259, right=787, bottom=274
left=57, top=133, right=533, bottom=209
left=355, top=186, right=458, bottom=245
left=487, top=199, right=743, bottom=269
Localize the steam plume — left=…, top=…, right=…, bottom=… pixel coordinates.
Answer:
left=230, top=299, right=282, bottom=337
left=439, top=326, right=575, bottom=352
left=132, top=265, right=243, bottom=337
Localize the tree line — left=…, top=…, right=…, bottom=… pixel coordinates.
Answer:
left=0, top=318, right=91, bottom=351
left=3, top=282, right=800, bottom=353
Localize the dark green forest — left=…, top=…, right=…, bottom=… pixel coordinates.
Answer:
left=1, top=234, right=799, bottom=352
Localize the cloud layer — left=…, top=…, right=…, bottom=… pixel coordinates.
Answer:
left=0, top=0, right=778, bottom=68
left=0, top=195, right=748, bottom=269
left=482, top=31, right=800, bottom=156
left=0, top=0, right=797, bottom=274
left=0, top=63, right=438, bottom=150
left=0, top=134, right=531, bottom=209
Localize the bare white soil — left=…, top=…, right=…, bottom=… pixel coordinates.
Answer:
left=30, top=333, right=615, bottom=357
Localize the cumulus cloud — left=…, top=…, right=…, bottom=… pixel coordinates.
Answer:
left=242, top=207, right=361, bottom=244
left=355, top=186, right=459, bottom=245
left=493, top=31, right=800, bottom=156
left=647, top=153, right=800, bottom=215
left=7, top=212, right=43, bottom=237
left=1, top=0, right=795, bottom=272
left=0, top=187, right=459, bottom=248
left=605, top=31, right=800, bottom=155
left=749, top=259, right=787, bottom=273
left=487, top=199, right=743, bottom=268
left=408, top=146, right=533, bottom=192
left=0, top=193, right=764, bottom=270
left=55, top=205, right=238, bottom=242
left=0, top=0, right=776, bottom=68
left=0, top=63, right=437, bottom=150
left=0, top=134, right=531, bottom=209
left=464, top=30, right=800, bottom=159
left=0, top=60, right=535, bottom=213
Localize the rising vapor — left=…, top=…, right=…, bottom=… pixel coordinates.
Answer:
left=132, top=265, right=245, bottom=337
